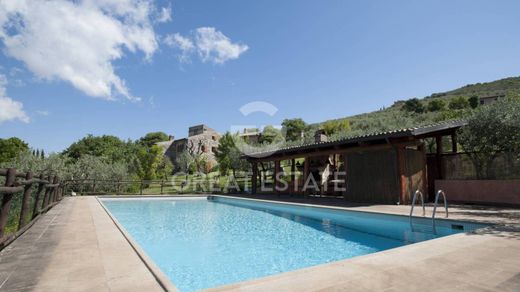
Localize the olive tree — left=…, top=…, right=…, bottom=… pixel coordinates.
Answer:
left=458, top=97, right=520, bottom=178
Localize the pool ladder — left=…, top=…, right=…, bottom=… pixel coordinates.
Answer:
left=409, top=190, right=448, bottom=234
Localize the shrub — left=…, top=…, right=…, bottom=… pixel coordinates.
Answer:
left=427, top=99, right=446, bottom=112
left=402, top=98, right=425, bottom=113
left=448, top=96, right=470, bottom=110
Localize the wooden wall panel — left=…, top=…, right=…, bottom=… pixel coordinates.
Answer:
left=402, top=148, right=426, bottom=204
left=345, top=149, right=399, bottom=204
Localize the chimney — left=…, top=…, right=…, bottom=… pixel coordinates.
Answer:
left=314, top=129, right=328, bottom=143
left=168, top=135, right=174, bottom=141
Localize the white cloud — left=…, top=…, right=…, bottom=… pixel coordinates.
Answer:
left=166, top=27, right=248, bottom=64
left=164, top=33, right=194, bottom=62
left=195, top=27, right=249, bottom=64
left=156, top=5, right=172, bottom=23
left=0, top=75, right=29, bottom=124
left=0, top=0, right=161, bottom=101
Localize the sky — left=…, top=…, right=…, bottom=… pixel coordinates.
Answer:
left=1, top=0, right=520, bottom=153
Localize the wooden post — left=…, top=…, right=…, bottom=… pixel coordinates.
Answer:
left=274, top=160, right=280, bottom=196
left=436, top=135, right=444, bottom=179
left=51, top=177, right=59, bottom=203
left=160, top=180, right=164, bottom=194
left=92, top=179, right=96, bottom=193
left=18, top=171, right=33, bottom=229
left=32, top=174, right=46, bottom=219
left=303, top=156, right=310, bottom=198
left=42, top=175, right=53, bottom=210
left=140, top=181, right=143, bottom=195
left=451, top=133, right=458, bottom=153
left=290, top=159, right=296, bottom=193
left=251, top=162, right=258, bottom=195
left=0, top=168, right=17, bottom=238
left=117, top=180, right=121, bottom=195
left=419, top=143, right=428, bottom=198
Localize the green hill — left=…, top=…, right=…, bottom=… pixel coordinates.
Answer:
left=315, top=76, right=520, bottom=140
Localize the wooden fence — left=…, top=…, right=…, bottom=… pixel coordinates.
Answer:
left=0, top=168, right=63, bottom=249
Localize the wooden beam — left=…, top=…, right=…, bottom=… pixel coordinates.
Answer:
left=251, top=162, right=258, bottom=194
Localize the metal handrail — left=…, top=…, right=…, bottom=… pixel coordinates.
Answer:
left=409, top=190, right=426, bottom=232
left=409, top=190, right=425, bottom=218
left=432, top=190, right=448, bottom=220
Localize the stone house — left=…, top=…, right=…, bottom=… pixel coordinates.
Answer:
left=158, top=125, right=220, bottom=170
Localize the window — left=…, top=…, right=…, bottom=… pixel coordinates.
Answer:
left=201, top=145, right=207, bottom=152
left=212, top=147, right=217, bottom=153
left=211, top=135, right=217, bottom=141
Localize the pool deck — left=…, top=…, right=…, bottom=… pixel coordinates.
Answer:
left=0, top=195, right=519, bottom=291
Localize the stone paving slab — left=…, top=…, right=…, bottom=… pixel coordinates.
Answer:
left=0, top=197, right=163, bottom=292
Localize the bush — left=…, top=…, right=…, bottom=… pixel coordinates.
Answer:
left=468, top=95, right=480, bottom=109
left=448, top=96, right=470, bottom=110
left=427, top=99, right=446, bottom=112
left=402, top=98, right=425, bottom=113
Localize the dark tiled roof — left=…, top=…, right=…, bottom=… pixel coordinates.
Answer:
left=245, top=120, right=466, bottom=158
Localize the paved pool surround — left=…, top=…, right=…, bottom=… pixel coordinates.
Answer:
left=0, top=195, right=519, bottom=291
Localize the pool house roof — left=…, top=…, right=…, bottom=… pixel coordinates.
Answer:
left=245, top=119, right=466, bottom=161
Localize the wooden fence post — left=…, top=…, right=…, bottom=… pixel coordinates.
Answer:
left=18, top=171, right=34, bottom=229
left=32, top=174, right=46, bottom=219
left=92, top=179, right=96, bottom=194
left=51, top=177, right=59, bottom=204
left=160, top=180, right=164, bottom=194
left=140, top=180, right=144, bottom=195
left=42, top=175, right=53, bottom=210
left=0, top=168, right=17, bottom=238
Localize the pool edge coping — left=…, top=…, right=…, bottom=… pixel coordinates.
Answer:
left=95, top=196, right=179, bottom=292
left=95, top=194, right=504, bottom=292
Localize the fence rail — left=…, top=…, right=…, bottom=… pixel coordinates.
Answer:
left=0, top=168, right=63, bottom=249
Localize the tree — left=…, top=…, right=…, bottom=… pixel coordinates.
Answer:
left=63, top=134, right=129, bottom=163
left=0, top=137, right=29, bottom=164
left=281, top=118, right=307, bottom=142
left=133, top=145, right=164, bottom=181
left=322, top=119, right=351, bottom=136
left=458, top=97, right=520, bottom=178
left=156, top=156, right=173, bottom=180
left=448, top=96, right=470, bottom=110
left=259, top=125, right=284, bottom=144
left=176, top=151, right=195, bottom=179
left=138, top=132, right=169, bottom=148
left=468, top=95, right=480, bottom=109
left=427, top=99, right=446, bottom=112
left=402, top=98, right=425, bottom=113
left=215, top=132, right=249, bottom=177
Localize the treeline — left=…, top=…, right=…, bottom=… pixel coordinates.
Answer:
left=0, top=132, right=173, bottom=189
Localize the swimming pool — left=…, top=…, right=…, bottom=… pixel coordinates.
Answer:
left=100, top=196, right=487, bottom=292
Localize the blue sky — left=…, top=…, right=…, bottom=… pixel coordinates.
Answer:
left=1, top=0, right=520, bottom=152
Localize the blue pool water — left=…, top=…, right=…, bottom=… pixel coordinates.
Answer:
left=100, top=196, right=487, bottom=292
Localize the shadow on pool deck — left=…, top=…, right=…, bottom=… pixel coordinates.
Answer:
left=0, top=197, right=164, bottom=291
left=0, top=202, right=65, bottom=290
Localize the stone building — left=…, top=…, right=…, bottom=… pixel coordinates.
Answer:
left=158, top=125, right=220, bottom=170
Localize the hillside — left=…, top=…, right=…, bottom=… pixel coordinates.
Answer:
left=316, top=76, right=520, bottom=140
